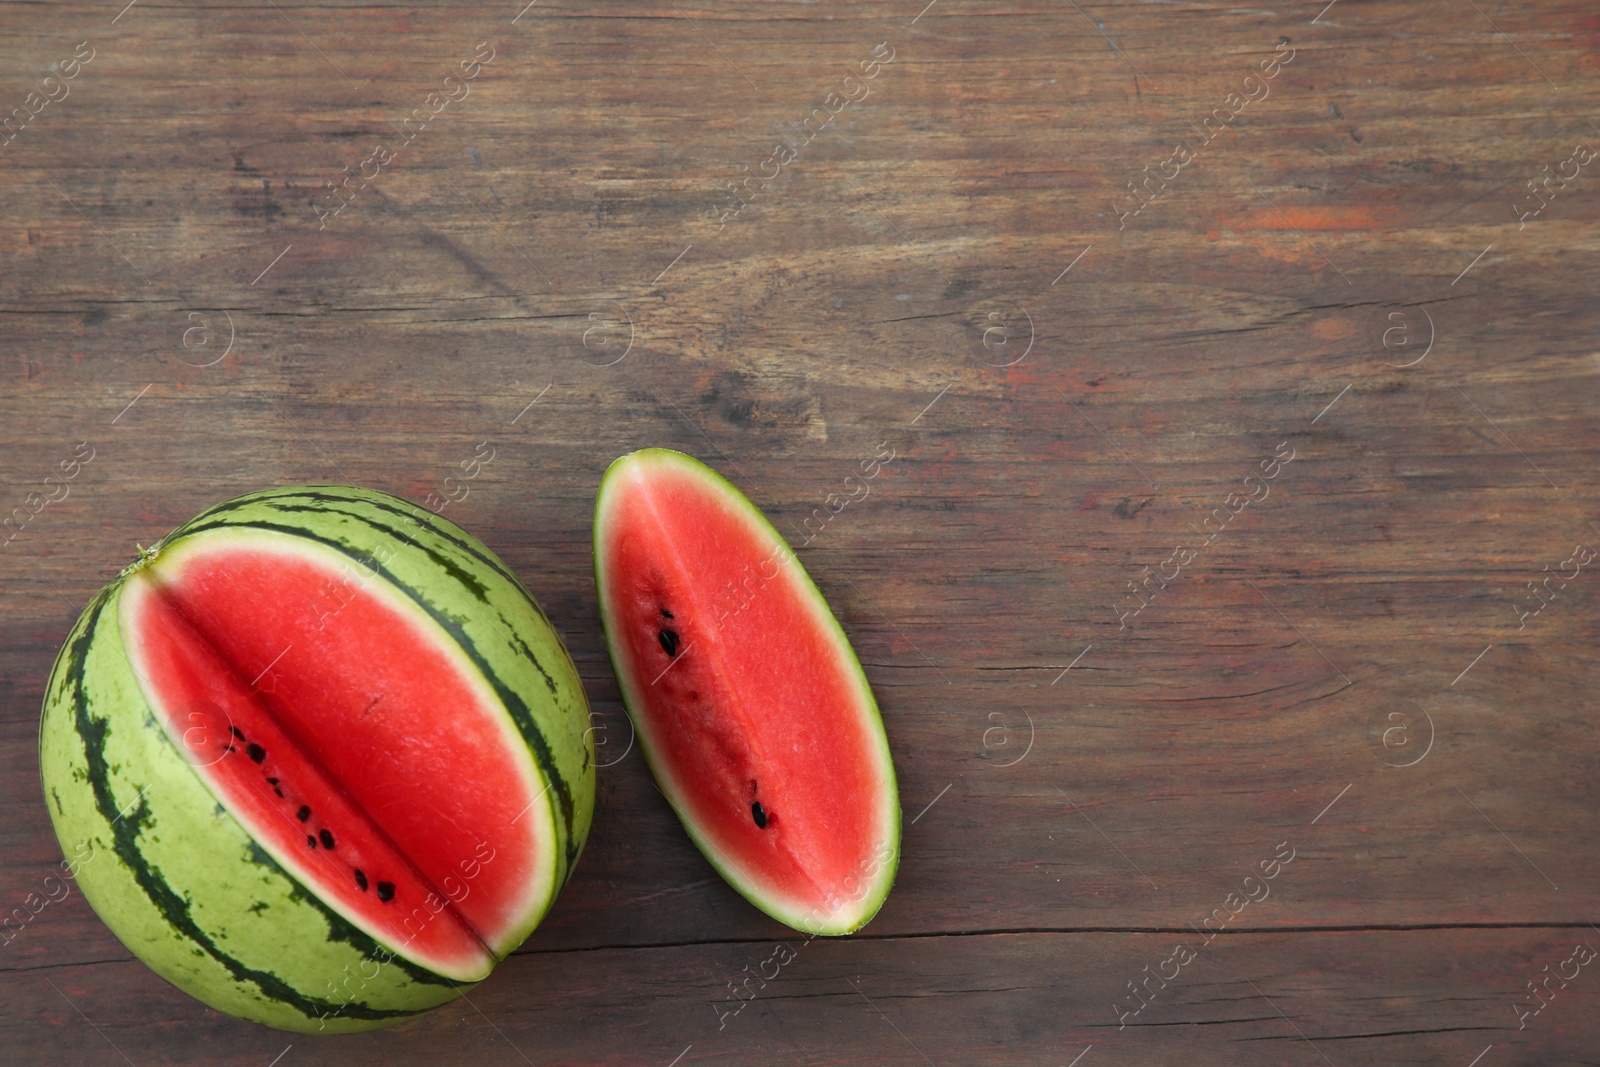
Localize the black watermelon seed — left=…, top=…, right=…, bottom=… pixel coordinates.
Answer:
left=660, top=608, right=674, bottom=619
left=306, top=835, right=317, bottom=849
left=272, top=788, right=284, bottom=798
left=376, top=882, right=395, bottom=902
left=266, top=777, right=279, bottom=785
left=230, top=726, right=246, bottom=740
left=752, top=801, right=769, bottom=829
left=319, top=829, right=335, bottom=850
left=296, top=806, right=311, bottom=822
left=658, top=629, right=680, bottom=657
left=354, top=869, right=368, bottom=891
left=246, top=743, right=266, bottom=763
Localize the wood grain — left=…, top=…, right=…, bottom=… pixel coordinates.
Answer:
left=3, top=0, right=1598, bottom=1062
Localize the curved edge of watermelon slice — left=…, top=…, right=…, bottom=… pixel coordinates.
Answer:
left=593, top=448, right=901, bottom=936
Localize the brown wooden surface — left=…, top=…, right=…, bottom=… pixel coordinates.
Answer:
left=3, top=0, right=1599, bottom=1063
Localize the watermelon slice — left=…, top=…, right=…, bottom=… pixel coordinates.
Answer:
left=593, top=449, right=900, bottom=934
left=39, top=487, right=593, bottom=1031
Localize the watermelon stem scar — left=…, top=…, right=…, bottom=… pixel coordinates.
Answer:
left=595, top=449, right=900, bottom=935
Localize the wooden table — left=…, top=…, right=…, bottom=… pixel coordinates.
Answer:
left=3, top=0, right=1597, bottom=1063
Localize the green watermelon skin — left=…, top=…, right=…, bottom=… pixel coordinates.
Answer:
left=38, top=486, right=595, bottom=1033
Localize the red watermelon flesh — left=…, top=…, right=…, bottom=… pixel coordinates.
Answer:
left=119, top=531, right=549, bottom=980
left=594, top=449, right=899, bottom=934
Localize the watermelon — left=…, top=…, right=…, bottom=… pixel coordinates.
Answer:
left=593, top=449, right=900, bottom=935
left=38, top=486, right=594, bottom=1032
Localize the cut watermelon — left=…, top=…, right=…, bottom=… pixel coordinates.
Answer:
left=593, top=449, right=900, bottom=934
left=39, top=487, right=594, bottom=1031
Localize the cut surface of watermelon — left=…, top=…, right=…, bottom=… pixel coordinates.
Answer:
left=594, top=449, right=899, bottom=934
left=120, top=526, right=551, bottom=981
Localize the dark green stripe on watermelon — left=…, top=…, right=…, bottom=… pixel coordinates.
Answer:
left=185, top=488, right=540, bottom=617
left=264, top=503, right=494, bottom=604
left=63, top=591, right=430, bottom=1024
